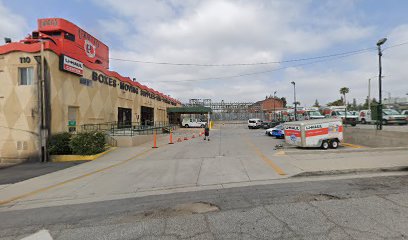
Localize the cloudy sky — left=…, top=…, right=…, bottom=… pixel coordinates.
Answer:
left=2, top=0, right=408, bottom=106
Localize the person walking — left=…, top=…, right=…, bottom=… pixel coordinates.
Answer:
left=204, top=124, right=210, bottom=141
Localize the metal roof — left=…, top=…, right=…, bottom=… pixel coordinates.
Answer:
left=167, top=106, right=212, bottom=114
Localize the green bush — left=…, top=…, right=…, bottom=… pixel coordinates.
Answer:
left=70, top=131, right=106, bottom=155
left=48, top=132, right=72, bottom=155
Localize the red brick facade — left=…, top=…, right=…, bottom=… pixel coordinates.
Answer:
left=261, top=98, right=284, bottom=112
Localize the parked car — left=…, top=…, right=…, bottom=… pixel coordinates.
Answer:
left=261, top=121, right=280, bottom=129
left=248, top=118, right=262, bottom=129
left=271, top=124, right=285, bottom=138
left=400, top=110, right=408, bottom=121
left=359, top=109, right=407, bottom=125
left=182, top=118, right=207, bottom=128
left=265, top=124, right=281, bottom=136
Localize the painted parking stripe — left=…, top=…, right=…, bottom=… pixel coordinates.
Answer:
left=244, top=137, right=286, bottom=176
left=21, top=230, right=53, bottom=240
left=342, top=143, right=365, bottom=149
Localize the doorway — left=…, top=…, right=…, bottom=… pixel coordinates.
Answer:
left=141, top=106, right=154, bottom=126
left=118, top=107, right=132, bottom=128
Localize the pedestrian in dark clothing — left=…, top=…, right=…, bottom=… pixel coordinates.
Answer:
left=204, top=124, right=210, bottom=141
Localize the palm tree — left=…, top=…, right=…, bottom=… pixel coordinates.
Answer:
left=339, top=87, right=350, bottom=125
left=339, top=87, right=349, bottom=105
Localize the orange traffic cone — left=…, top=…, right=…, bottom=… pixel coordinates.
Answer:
left=177, top=137, right=182, bottom=142
left=152, top=131, right=158, bottom=148
left=169, top=131, right=174, bottom=144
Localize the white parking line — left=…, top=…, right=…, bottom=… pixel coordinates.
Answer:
left=21, top=230, right=53, bottom=240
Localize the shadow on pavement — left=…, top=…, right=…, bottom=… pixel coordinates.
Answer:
left=0, top=161, right=88, bottom=185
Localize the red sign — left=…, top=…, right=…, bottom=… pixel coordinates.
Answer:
left=38, top=18, right=109, bottom=69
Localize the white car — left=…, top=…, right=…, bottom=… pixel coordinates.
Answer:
left=182, top=118, right=207, bottom=128
left=248, top=119, right=262, bottom=129
left=265, top=127, right=275, bottom=136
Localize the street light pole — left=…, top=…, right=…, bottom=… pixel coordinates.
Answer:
left=273, top=91, right=277, bottom=121
left=368, top=78, right=371, bottom=111
left=377, top=38, right=387, bottom=130
left=291, top=81, right=297, bottom=121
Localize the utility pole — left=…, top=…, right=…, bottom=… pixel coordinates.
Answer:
left=368, top=78, right=371, bottom=110
left=376, top=38, right=387, bottom=130
left=273, top=91, right=277, bottom=122
left=39, top=40, right=48, bottom=162
left=291, top=81, right=297, bottom=121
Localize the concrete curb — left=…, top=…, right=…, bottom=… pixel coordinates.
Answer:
left=292, top=166, right=408, bottom=177
left=50, top=147, right=117, bottom=162
left=282, top=146, right=408, bottom=155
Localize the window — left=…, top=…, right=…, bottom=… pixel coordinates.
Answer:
left=64, top=32, right=75, bottom=41
left=19, top=67, right=34, bottom=85
left=79, top=78, right=93, bottom=87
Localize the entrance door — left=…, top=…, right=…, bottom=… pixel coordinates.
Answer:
left=118, top=107, right=132, bottom=128
left=141, top=106, right=154, bottom=126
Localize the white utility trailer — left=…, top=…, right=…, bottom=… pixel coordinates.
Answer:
left=283, top=119, right=343, bottom=149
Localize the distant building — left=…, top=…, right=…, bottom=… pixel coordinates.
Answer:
left=248, top=97, right=284, bottom=120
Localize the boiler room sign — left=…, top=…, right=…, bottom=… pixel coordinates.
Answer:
left=59, top=55, right=84, bottom=76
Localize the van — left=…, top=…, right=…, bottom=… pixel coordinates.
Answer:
left=359, top=109, right=407, bottom=125
left=248, top=119, right=262, bottom=129
left=182, top=118, right=207, bottom=128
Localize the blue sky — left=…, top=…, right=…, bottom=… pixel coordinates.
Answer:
left=1, top=0, right=408, bottom=105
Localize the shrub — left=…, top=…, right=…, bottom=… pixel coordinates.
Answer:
left=48, top=132, right=72, bottom=155
left=70, top=131, right=106, bottom=155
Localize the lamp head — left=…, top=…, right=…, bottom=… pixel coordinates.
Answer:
left=291, top=81, right=295, bottom=85
left=4, top=37, right=11, bottom=44
left=377, top=38, right=387, bottom=46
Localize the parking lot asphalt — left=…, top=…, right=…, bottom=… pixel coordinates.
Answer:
left=0, top=124, right=407, bottom=211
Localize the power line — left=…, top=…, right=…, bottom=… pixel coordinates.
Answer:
left=109, top=47, right=376, bottom=67
left=143, top=41, right=408, bottom=83
left=154, top=48, right=376, bottom=83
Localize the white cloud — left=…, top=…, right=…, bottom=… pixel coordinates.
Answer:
left=0, top=1, right=28, bottom=41
left=93, top=0, right=380, bottom=105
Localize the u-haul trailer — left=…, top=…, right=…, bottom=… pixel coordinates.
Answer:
left=284, top=119, right=343, bottom=150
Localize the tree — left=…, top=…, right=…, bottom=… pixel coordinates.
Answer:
left=313, top=99, right=320, bottom=108
left=327, top=97, right=344, bottom=106
left=280, top=97, right=287, bottom=108
left=339, top=87, right=350, bottom=106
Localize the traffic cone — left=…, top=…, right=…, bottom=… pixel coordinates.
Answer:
left=177, top=137, right=182, bottom=142
left=192, top=134, right=195, bottom=138
left=184, top=136, right=189, bottom=140
left=152, top=131, right=158, bottom=148
left=169, top=131, right=174, bottom=144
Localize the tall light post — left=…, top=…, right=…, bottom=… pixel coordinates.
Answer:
left=377, top=37, right=387, bottom=130
left=291, top=81, right=297, bottom=121
left=368, top=78, right=371, bottom=110
left=273, top=91, right=277, bottom=121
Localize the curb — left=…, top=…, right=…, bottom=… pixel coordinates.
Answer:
left=50, top=147, right=117, bottom=162
left=282, top=146, right=408, bottom=155
left=292, top=166, right=408, bottom=178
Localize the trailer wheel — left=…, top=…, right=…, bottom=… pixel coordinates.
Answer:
left=361, top=118, right=366, bottom=124
left=321, top=141, right=329, bottom=150
left=330, top=140, right=339, bottom=149
left=185, top=124, right=189, bottom=128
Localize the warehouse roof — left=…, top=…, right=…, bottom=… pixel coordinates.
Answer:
left=167, top=106, right=212, bottom=114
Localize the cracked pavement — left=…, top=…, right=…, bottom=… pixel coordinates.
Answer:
left=1, top=174, right=408, bottom=240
